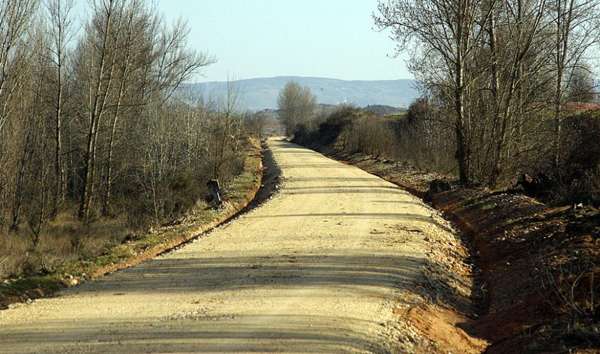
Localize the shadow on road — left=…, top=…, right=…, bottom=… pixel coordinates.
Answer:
left=2, top=252, right=467, bottom=353
left=3, top=314, right=391, bottom=353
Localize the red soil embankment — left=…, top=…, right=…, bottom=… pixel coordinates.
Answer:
left=432, top=189, right=600, bottom=353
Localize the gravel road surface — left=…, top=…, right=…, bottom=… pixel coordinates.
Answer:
left=0, top=138, right=460, bottom=353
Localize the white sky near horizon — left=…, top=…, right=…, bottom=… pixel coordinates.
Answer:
left=153, top=0, right=412, bottom=82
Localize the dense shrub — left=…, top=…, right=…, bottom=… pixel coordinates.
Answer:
left=293, top=103, right=455, bottom=173
left=293, top=106, right=359, bottom=147
left=163, top=171, right=204, bottom=221
left=554, top=111, right=600, bottom=205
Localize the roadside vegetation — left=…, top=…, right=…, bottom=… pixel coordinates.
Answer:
left=0, top=0, right=262, bottom=301
left=286, top=0, right=600, bottom=203
left=280, top=0, right=600, bottom=351
left=289, top=101, right=600, bottom=353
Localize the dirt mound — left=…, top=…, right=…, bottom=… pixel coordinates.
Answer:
left=406, top=304, right=486, bottom=354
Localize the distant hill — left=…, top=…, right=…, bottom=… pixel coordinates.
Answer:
left=183, top=76, right=419, bottom=111
left=363, top=105, right=406, bottom=117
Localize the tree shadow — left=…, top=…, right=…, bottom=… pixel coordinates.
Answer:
left=72, top=253, right=423, bottom=295
left=278, top=163, right=354, bottom=169
left=370, top=200, right=425, bottom=207
left=0, top=251, right=470, bottom=353
left=247, top=212, right=454, bottom=234
left=285, top=188, right=410, bottom=196
left=2, top=314, right=391, bottom=353
left=284, top=185, right=404, bottom=191
left=287, top=177, right=382, bottom=182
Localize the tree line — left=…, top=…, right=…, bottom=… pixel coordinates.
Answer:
left=0, top=0, right=248, bottom=243
left=373, top=0, right=600, bottom=187
left=279, top=0, right=600, bottom=204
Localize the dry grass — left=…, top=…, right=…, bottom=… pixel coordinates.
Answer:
left=0, top=235, right=29, bottom=280
left=0, top=213, right=129, bottom=280
left=0, top=137, right=263, bottom=308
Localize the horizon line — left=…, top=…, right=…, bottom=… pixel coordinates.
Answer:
left=190, top=75, right=415, bottom=84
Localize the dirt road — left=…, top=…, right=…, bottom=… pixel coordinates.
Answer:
left=0, top=139, right=466, bottom=353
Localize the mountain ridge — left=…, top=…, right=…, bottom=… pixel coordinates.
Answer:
left=182, top=76, right=419, bottom=111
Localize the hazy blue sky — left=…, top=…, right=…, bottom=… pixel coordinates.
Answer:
left=154, top=0, right=412, bottom=82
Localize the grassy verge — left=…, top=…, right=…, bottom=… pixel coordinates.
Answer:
left=0, top=138, right=263, bottom=309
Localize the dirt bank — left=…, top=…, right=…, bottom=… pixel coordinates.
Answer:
left=432, top=190, right=600, bottom=353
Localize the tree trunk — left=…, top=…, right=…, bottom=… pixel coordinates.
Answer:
left=455, top=21, right=469, bottom=186
left=10, top=129, right=33, bottom=231
left=53, top=63, right=64, bottom=216
left=102, top=107, right=120, bottom=216
left=79, top=118, right=96, bottom=220
left=102, top=30, right=133, bottom=216
left=487, top=6, right=502, bottom=187
left=78, top=2, right=116, bottom=220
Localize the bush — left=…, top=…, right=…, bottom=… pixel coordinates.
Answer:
left=293, top=102, right=455, bottom=175
left=292, top=106, right=360, bottom=146
left=163, top=171, right=203, bottom=220
left=560, top=112, right=600, bottom=205
left=523, top=111, right=600, bottom=206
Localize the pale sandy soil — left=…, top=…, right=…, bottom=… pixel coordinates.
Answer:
left=0, top=138, right=473, bottom=353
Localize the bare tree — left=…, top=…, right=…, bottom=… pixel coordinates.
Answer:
left=101, top=0, right=145, bottom=216
left=0, top=0, right=38, bottom=228
left=209, top=79, right=242, bottom=179
left=548, top=0, right=600, bottom=167
left=277, top=81, right=316, bottom=136
left=375, top=0, right=495, bottom=185
left=0, top=0, right=38, bottom=134
left=45, top=0, right=75, bottom=214
left=484, top=0, right=550, bottom=186
left=76, top=0, right=123, bottom=220
left=149, top=18, right=215, bottom=101
left=568, top=64, right=597, bottom=102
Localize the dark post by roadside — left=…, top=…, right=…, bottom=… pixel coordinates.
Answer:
left=207, top=179, right=223, bottom=208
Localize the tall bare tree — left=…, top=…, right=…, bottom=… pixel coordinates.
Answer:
left=375, top=0, right=495, bottom=184
left=277, top=81, right=316, bottom=136
left=0, top=0, right=38, bottom=134
left=548, top=0, right=600, bottom=167
left=45, top=0, right=74, bottom=214
left=77, top=0, right=122, bottom=220
left=0, top=0, right=38, bottom=227
left=484, top=0, right=550, bottom=186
